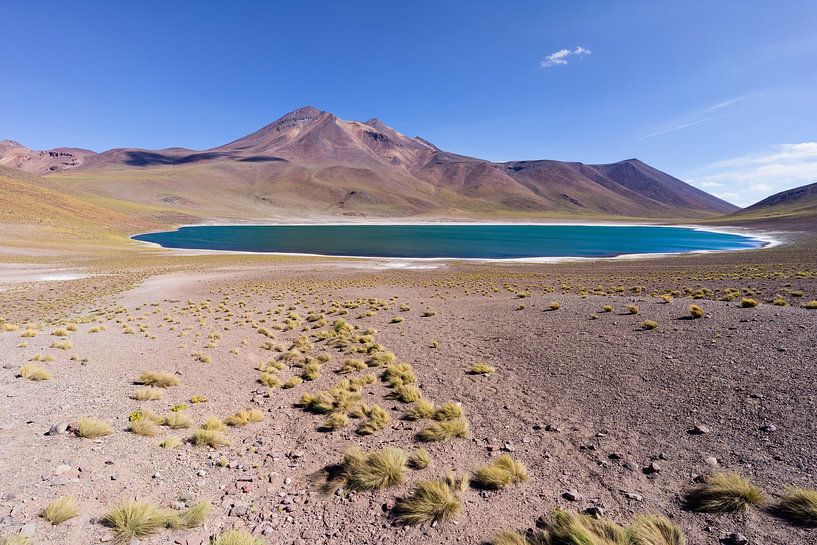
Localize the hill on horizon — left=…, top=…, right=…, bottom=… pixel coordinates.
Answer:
left=1, top=106, right=738, bottom=221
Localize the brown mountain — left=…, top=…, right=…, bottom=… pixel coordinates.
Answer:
left=726, top=181, right=817, bottom=224
left=1, top=106, right=738, bottom=220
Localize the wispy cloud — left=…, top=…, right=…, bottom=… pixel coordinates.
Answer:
left=639, top=94, right=753, bottom=140
left=687, top=142, right=817, bottom=206
left=540, top=46, right=591, bottom=68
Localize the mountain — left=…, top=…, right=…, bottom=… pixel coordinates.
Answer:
left=0, top=107, right=738, bottom=220
left=727, top=181, right=817, bottom=224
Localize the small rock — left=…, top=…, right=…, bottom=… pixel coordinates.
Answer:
left=689, top=424, right=711, bottom=435
left=562, top=489, right=582, bottom=501
left=545, top=423, right=561, bottom=432
left=721, top=533, right=749, bottom=545
left=624, top=492, right=643, bottom=501
left=705, top=456, right=719, bottom=467
left=47, top=422, right=69, bottom=435
left=760, top=424, right=777, bottom=432
left=643, top=462, right=661, bottom=474
left=584, top=506, right=604, bottom=518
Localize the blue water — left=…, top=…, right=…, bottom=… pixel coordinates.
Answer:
left=131, top=224, right=763, bottom=259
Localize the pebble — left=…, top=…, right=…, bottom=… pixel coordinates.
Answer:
left=562, top=489, right=582, bottom=501
left=624, top=492, right=643, bottom=501
left=721, top=533, right=749, bottom=545
left=705, top=456, right=719, bottom=466
left=689, top=424, right=711, bottom=435
left=47, top=422, right=69, bottom=435
left=584, top=506, right=604, bottom=518
left=643, top=462, right=661, bottom=474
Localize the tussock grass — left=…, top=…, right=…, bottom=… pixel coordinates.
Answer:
left=210, top=529, right=264, bottom=545
left=259, top=372, right=282, bottom=387
left=223, top=409, right=264, bottom=427
left=740, top=298, right=759, bottom=308
left=546, top=509, right=629, bottom=545
left=132, top=387, right=163, bottom=401
left=418, top=418, right=469, bottom=442
left=129, top=419, right=161, bottom=437
left=137, top=371, right=179, bottom=388
left=76, top=417, right=113, bottom=439
left=202, top=417, right=225, bottom=431
left=179, top=501, right=211, bottom=528
left=357, top=405, right=391, bottom=435
left=472, top=455, right=528, bottom=489
left=802, top=300, right=817, bottom=309
left=433, top=401, right=464, bottom=421
left=772, top=295, right=788, bottom=306
left=164, top=412, right=193, bottom=429
left=324, top=447, right=407, bottom=492
left=775, top=487, right=817, bottom=526
left=159, top=436, right=182, bottom=449
left=601, top=305, right=613, bottom=313
left=627, top=304, right=639, bottom=315
left=468, top=363, right=495, bottom=374
left=102, top=501, right=178, bottom=543
left=493, top=530, right=530, bottom=545
left=383, top=363, right=416, bottom=387
left=320, top=412, right=349, bottom=431
left=393, top=384, right=423, bottom=402
left=548, top=302, right=561, bottom=310
left=409, top=448, right=431, bottom=469
left=689, top=304, right=704, bottom=319
left=41, top=496, right=79, bottom=525
left=283, top=376, right=303, bottom=388
left=19, top=363, right=51, bottom=381
left=51, top=340, right=73, bottom=350
left=630, top=514, right=687, bottom=545
left=339, top=358, right=367, bottom=373
left=302, top=361, right=322, bottom=380
left=0, top=536, right=32, bottom=545
left=192, top=429, right=231, bottom=448
left=395, top=477, right=462, bottom=526
left=20, top=328, right=38, bottom=338
left=642, top=320, right=658, bottom=330
left=405, top=398, right=436, bottom=420
left=685, top=472, right=764, bottom=513
left=390, top=316, right=404, bottom=323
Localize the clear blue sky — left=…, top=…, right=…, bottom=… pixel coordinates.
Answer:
left=2, top=1, right=816, bottom=206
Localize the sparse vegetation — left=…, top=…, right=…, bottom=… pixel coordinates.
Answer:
left=472, top=455, right=528, bottom=489
left=159, top=436, right=182, bottom=449
left=357, top=405, right=391, bottom=435
left=223, top=409, right=264, bottom=426
left=775, top=487, right=817, bottom=526
left=41, top=496, right=79, bottom=525
left=627, top=304, right=639, bottom=314
left=395, top=477, right=462, bottom=525
left=136, top=371, right=179, bottom=388
left=740, top=297, right=759, bottom=308
left=685, top=472, right=764, bottom=512
left=630, top=514, right=687, bottom=545
left=689, top=304, right=704, bottom=319
left=548, top=301, right=561, bottom=310
left=192, top=429, right=231, bottom=448
left=76, top=417, right=113, bottom=439
left=129, top=418, right=162, bottom=437
left=409, top=448, right=431, bottom=469
left=210, top=529, right=265, bottom=545
left=132, top=387, right=163, bottom=401
left=468, top=363, right=496, bottom=374
left=101, top=501, right=178, bottom=543
left=19, top=363, right=51, bottom=381
left=642, top=320, right=658, bottom=330
left=325, top=447, right=408, bottom=492
left=405, top=398, right=436, bottom=420
left=418, top=418, right=469, bottom=442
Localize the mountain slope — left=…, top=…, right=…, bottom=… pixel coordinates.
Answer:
left=0, top=107, right=739, bottom=220
left=727, top=182, right=817, bottom=222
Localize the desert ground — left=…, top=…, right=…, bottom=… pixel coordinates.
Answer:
left=0, top=220, right=816, bottom=545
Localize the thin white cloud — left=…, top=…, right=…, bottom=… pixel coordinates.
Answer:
left=687, top=142, right=817, bottom=207
left=639, top=94, right=754, bottom=140
left=540, top=46, right=591, bottom=68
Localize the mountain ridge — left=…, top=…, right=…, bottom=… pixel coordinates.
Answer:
left=1, top=106, right=739, bottom=219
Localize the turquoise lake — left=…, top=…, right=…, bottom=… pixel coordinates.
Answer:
left=132, top=224, right=764, bottom=259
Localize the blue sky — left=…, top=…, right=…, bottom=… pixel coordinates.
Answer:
left=2, top=1, right=816, bottom=206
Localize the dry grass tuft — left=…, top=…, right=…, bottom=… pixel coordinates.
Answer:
left=210, top=529, right=265, bottom=545
left=393, top=384, right=422, bottom=403
left=224, top=409, right=264, bottom=427
left=775, top=487, right=817, bottom=526
left=689, top=304, right=704, bottom=319
left=685, top=472, right=764, bottom=513
left=164, top=412, right=193, bottom=429
left=76, top=417, right=113, bottom=439
left=320, top=412, right=349, bottom=431
left=472, top=455, right=528, bottom=489
left=179, top=501, right=211, bottom=528
left=19, top=363, right=51, bottom=381
left=357, top=405, right=391, bottom=435
left=383, top=363, right=416, bottom=387
left=627, top=304, right=640, bottom=315
left=137, top=371, right=179, bottom=388
left=132, top=387, right=163, bottom=401
left=325, top=447, right=407, bottom=492
left=129, top=419, right=162, bottom=437
left=405, top=398, right=436, bottom=420
left=192, top=429, right=231, bottom=448
left=283, top=376, right=304, bottom=388
left=0, top=535, right=32, bottom=545
left=492, top=530, right=531, bottom=545
left=468, top=363, right=496, bottom=374
left=201, top=416, right=227, bottom=431
left=395, top=477, right=462, bottom=526
left=740, top=297, right=759, bottom=308
left=102, top=501, right=178, bottom=543
left=642, top=320, right=659, bottom=330
left=630, top=514, right=686, bottom=545
left=409, top=448, right=431, bottom=469
left=548, top=301, right=561, bottom=310
left=802, top=300, right=817, bottom=309
left=41, top=496, right=79, bottom=525
left=418, top=418, right=469, bottom=442
left=159, top=436, right=182, bottom=449
left=433, top=401, right=464, bottom=421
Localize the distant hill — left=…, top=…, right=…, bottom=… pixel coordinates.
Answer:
left=727, top=181, right=817, bottom=223
left=1, top=106, right=738, bottom=220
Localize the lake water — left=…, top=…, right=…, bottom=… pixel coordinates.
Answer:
left=132, top=224, right=765, bottom=259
